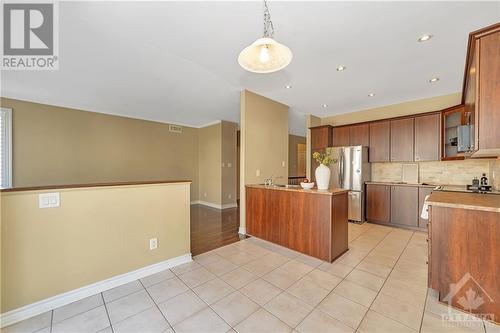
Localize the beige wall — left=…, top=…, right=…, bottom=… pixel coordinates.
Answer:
left=1, top=182, right=191, bottom=312
left=288, top=134, right=306, bottom=177
left=198, top=123, right=222, bottom=205
left=221, top=122, right=237, bottom=206
left=0, top=98, right=200, bottom=201
left=371, top=159, right=497, bottom=186
left=321, top=93, right=461, bottom=126
left=240, top=90, right=288, bottom=233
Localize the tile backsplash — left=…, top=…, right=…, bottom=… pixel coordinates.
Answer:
left=371, top=159, right=498, bottom=187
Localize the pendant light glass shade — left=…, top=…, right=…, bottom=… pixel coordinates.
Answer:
left=238, top=37, right=293, bottom=73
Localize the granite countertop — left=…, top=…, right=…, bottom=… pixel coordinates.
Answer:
left=246, top=184, right=348, bottom=196
left=427, top=191, right=500, bottom=213
left=365, top=181, right=438, bottom=188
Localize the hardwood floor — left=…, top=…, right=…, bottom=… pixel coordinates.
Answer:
left=190, top=204, right=245, bottom=256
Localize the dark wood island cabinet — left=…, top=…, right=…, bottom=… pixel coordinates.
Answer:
left=246, top=185, right=349, bottom=262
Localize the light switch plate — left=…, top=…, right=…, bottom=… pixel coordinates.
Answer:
left=39, top=193, right=60, bottom=208
left=256, top=169, right=261, bottom=177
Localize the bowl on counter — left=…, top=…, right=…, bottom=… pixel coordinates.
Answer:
left=300, top=182, right=315, bottom=189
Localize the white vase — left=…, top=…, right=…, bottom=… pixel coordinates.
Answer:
left=315, top=164, right=331, bottom=190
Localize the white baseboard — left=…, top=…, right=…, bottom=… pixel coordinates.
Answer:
left=238, top=226, right=247, bottom=235
left=0, top=253, right=192, bottom=328
left=191, top=200, right=238, bottom=210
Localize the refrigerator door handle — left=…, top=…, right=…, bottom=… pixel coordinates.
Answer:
left=339, top=151, right=344, bottom=188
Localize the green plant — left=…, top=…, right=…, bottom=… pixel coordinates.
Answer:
left=312, top=152, right=337, bottom=166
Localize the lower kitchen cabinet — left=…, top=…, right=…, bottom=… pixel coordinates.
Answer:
left=366, top=184, right=391, bottom=224
left=366, top=183, right=432, bottom=230
left=391, top=186, right=418, bottom=227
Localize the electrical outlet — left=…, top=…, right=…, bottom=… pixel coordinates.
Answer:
left=204, top=192, right=207, bottom=197
left=39, top=193, right=60, bottom=208
left=282, top=161, right=286, bottom=167
left=256, top=169, right=261, bottom=177
left=228, top=193, right=232, bottom=199
left=149, top=238, right=158, bottom=250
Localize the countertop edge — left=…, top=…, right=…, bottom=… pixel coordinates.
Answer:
left=427, top=200, right=500, bottom=213
left=245, top=184, right=348, bottom=195
left=365, top=181, right=438, bottom=188
left=1, top=180, right=193, bottom=193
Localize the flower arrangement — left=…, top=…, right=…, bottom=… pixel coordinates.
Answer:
left=312, top=151, right=337, bottom=166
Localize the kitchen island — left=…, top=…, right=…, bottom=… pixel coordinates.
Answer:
left=427, top=191, right=500, bottom=324
left=245, top=184, right=348, bottom=262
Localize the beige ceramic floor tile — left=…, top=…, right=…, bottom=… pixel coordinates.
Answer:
left=226, top=251, right=257, bottom=266
left=286, top=278, right=330, bottom=306
left=193, top=252, right=224, bottom=266
left=53, top=294, right=103, bottom=323
left=371, top=292, right=423, bottom=330
left=357, top=310, right=417, bottom=333
left=280, top=260, right=314, bottom=277
left=302, top=269, right=342, bottom=291
left=173, top=307, right=230, bottom=333
left=140, top=269, right=175, bottom=288
left=203, top=258, right=238, bottom=276
left=264, top=292, right=313, bottom=328
left=106, top=290, right=155, bottom=324
left=52, top=306, right=110, bottom=333
left=484, top=320, right=500, bottom=333
left=318, top=293, right=368, bottom=329
left=381, top=278, right=427, bottom=308
left=242, top=259, right=281, bottom=277
left=171, top=261, right=201, bottom=276
left=318, top=261, right=354, bottom=279
left=2, top=311, right=52, bottom=333
left=240, top=278, right=283, bottom=306
left=192, top=278, right=235, bottom=305
left=178, top=267, right=216, bottom=288
left=112, top=307, right=169, bottom=333
left=103, top=280, right=144, bottom=303
left=333, top=280, right=378, bottom=307
left=345, top=269, right=386, bottom=292
left=262, top=267, right=303, bottom=290
left=234, top=308, right=291, bottom=333
left=157, top=290, right=207, bottom=326
left=356, top=259, right=393, bottom=278
left=220, top=267, right=257, bottom=289
left=294, top=254, right=323, bottom=268
left=295, top=309, right=354, bottom=333
left=146, top=277, right=190, bottom=304
left=211, top=291, right=260, bottom=326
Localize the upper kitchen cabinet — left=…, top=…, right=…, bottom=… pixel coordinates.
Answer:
left=463, top=23, right=500, bottom=157
left=310, top=125, right=333, bottom=149
left=349, top=124, right=370, bottom=146
left=414, top=113, right=441, bottom=162
left=369, top=121, right=391, bottom=162
left=390, top=118, right=414, bottom=162
left=441, top=105, right=466, bottom=160
left=332, top=126, right=350, bottom=147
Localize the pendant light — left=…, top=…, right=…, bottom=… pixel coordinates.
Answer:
left=238, top=0, right=293, bottom=73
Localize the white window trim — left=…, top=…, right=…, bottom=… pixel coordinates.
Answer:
left=1, top=107, right=13, bottom=188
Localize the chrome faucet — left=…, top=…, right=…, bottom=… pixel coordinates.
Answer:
left=264, top=175, right=283, bottom=186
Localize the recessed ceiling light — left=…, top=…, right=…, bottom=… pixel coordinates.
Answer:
left=336, top=66, right=346, bottom=71
left=285, top=85, right=292, bottom=89
left=429, top=77, right=440, bottom=83
left=418, top=34, right=433, bottom=42
left=368, top=93, right=375, bottom=97
left=322, top=104, right=328, bottom=108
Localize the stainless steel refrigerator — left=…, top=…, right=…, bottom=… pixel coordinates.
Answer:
left=326, top=146, right=370, bottom=222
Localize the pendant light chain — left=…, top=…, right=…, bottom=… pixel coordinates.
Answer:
left=263, top=0, right=274, bottom=38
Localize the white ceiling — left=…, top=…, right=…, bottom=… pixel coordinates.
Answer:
left=1, top=1, right=499, bottom=136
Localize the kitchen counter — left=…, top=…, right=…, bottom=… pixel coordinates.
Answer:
left=246, top=184, right=348, bottom=196
left=246, top=184, right=348, bottom=262
left=427, top=191, right=500, bottom=213
left=365, top=181, right=438, bottom=188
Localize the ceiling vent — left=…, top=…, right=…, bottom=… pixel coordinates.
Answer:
left=169, top=125, right=182, bottom=133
